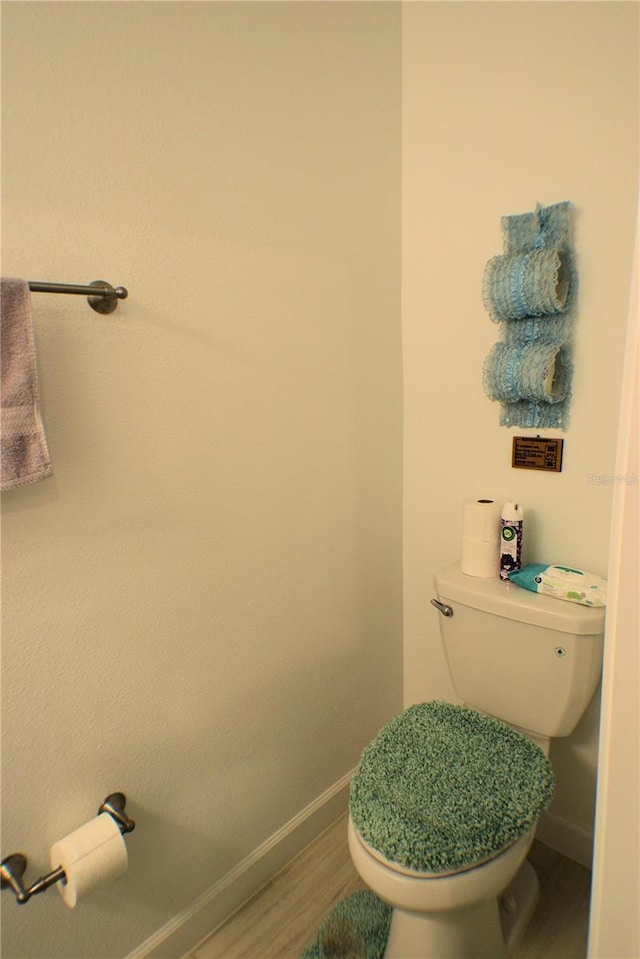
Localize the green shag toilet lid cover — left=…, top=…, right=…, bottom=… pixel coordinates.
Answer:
left=350, top=701, right=554, bottom=874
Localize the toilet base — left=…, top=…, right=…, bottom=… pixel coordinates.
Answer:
left=382, top=860, right=540, bottom=959
left=499, top=859, right=540, bottom=954
left=384, top=896, right=506, bottom=959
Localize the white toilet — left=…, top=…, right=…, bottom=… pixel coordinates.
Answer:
left=348, top=562, right=605, bottom=959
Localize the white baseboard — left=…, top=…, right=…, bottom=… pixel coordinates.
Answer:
left=536, top=809, right=594, bottom=870
left=125, top=770, right=354, bottom=959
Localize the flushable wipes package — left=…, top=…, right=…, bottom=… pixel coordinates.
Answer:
left=508, top=564, right=607, bottom=607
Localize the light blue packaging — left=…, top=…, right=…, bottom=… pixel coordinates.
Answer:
left=508, top=564, right=607, bottom=607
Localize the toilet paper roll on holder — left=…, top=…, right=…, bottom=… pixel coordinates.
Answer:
left=0, top=793, right=135, bottom=905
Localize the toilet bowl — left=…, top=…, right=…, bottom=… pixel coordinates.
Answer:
left=348, top=700, right=553, bottom=958
left=346, top=563, right=605, bottom=958
left=348, top=815, right=538, bottom=959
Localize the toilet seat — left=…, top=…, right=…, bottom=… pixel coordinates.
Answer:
left=357, top=827, right=506, bottom=879
left=350, top=701, right=554, bottom=875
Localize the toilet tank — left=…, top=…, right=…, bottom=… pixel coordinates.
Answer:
left=433, top=563, right=605, bottom=738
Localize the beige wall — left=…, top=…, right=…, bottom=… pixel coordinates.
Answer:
left=403, top=1, right=638, bottom=866
left=0, top=3, right=402, bottom=956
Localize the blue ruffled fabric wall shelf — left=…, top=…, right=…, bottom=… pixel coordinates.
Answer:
left=482, top=201, right=576, bottom=429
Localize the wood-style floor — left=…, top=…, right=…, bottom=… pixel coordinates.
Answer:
left=190, top=815, right=591, bottom=959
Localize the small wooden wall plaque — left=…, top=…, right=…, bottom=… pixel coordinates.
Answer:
left=512, top=436, right=564, bottom=472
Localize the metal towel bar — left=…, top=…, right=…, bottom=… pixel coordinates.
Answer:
left=28, top=280, right=128, bottom=314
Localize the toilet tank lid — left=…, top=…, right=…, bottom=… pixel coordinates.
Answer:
left=434, top=563, right=605, bottom=636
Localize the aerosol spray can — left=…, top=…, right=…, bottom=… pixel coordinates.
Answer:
left=500, top=502, right=523, bottom=581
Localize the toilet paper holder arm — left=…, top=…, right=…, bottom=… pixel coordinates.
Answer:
left=0, top=855, right=65, bottom=904
left=0, top=792, right=135, bottom=905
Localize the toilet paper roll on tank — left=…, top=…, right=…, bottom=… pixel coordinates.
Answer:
left=460, top=499, right=502, bottom=577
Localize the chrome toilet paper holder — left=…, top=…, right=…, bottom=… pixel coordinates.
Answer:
left=0, top=792, right=135, bottom=905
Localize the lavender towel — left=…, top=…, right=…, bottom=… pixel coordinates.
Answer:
left=1, top=278, right=52, bottom=490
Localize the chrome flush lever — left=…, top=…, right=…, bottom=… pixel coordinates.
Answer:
left=430, top=599, right=453, bottom=617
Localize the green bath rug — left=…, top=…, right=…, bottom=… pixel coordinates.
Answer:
left=300, top=890, right=392, bottom=959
